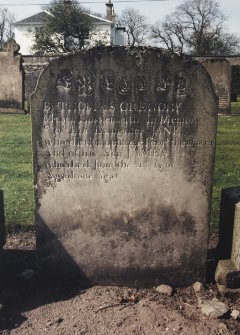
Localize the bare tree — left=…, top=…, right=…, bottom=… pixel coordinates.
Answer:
left=0, top=8, right=15, bottom=49
left=118, top=8, right=149, bottom=46
left=151, top=0, right=240, bottom=56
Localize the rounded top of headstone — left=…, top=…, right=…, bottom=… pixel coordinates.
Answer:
left=3, top=39, right=20, bottom=54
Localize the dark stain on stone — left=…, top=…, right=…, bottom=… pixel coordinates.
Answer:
left=93, top=203, right=198, bottom=241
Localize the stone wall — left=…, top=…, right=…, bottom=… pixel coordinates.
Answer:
left=231, top=66, right=240, bottom=102
left=198, top=58, right=232, bottom=114
left=22, top=56, right=54, bottom=111
left=227, top=57, right=240, bottom=66
left=0, top=51, right=23, bottom=111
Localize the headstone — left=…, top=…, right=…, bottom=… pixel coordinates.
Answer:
left=215, top=197, right=240, bottom=289
left=0, top=40, right=23, bottom=112
left=3, top=39, right=20, bottom=55
left=31, top=47, right=218, bottom=287
left=0, top=191, right=6, bottom=250
left=231, top=202, right=240, bottom=270
left=218, top=187, right=240, bottom=259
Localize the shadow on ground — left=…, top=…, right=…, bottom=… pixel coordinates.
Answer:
left=0, top=224, right=219, bottom=333
left=0, top=223, right=91, bottom=332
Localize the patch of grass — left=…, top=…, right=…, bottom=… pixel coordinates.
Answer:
left=211, top=115, right=240, bottom=229
left=0, top=114, right=34, bottom=230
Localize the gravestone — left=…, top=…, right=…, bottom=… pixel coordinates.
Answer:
left=0, top=191, right=6, bottom=250
left=215, top=200, right=240, bottom=288
left=31, top=47, right=218, bottom=287
left=218, top=186, right=240, bottom=259
left=231, top=202, right=240, bottom=270
left=0, top=39, right=23, bottom=113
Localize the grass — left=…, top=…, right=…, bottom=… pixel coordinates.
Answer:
left=0, top=113, right=239, bottom=232
left=211, top=115, right=240, bottom=229
left=0, top=114, right=34, bottom=231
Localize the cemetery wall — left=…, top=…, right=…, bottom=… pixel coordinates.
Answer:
left=22, top=56, right=54, bottom=111
left=231, top=65, right=240, bottom=101
left=200, top=58, right=232, bottom=114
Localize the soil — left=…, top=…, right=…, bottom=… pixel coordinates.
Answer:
left=1, top=232, right=240, bottom=335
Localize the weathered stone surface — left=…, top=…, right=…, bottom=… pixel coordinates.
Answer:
left=155, top=284, right=173, bottom=296
left=218, top=187, right=240, bottom=260
left=22, top=56, right=53, bottom=112
left=216, top=201, right=240, bottom=288
left=0, top=51, right=23, bottom=111
left=201, top=59, right=231, bottom=114
left=3, top=39, right=20, bottom=55
left=231, top=202, right=240, bottom=270
left=200, top=299, right=229, bottom=318
left=215, top=259, right=237, bottom=286
left=0, top=190, right=6, bottom=250
left=31, top=46, right=218, bottom=286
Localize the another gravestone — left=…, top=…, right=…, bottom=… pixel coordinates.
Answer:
left=0, top=40, right=23, bottom=113
left=215, top=200, right=240, bottom=288
left=231, top=202, right=240, bottom=270
left=218, top=186, right=240, bottom=260
left=0, top=191, right=6, bottom=250
left=31, top=47, right=218, bottom=286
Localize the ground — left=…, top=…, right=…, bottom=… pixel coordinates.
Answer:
left=1, top=232, right=240, bottom=335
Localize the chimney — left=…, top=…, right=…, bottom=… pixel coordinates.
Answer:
left=106, top=0, right=114, bottom=21
left=111, top=8, right=116, bottom=22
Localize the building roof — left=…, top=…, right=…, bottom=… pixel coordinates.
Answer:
left=88, top=13, right=113, bottom=24
left=15, top=10, right=113, bottom=26
left=15, top=11, right=50, bottom=25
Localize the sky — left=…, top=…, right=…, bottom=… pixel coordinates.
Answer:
left=0, top=0, right=239, bottom=34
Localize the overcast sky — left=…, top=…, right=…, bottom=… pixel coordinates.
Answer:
left=1, top=0, right=239, bottom=34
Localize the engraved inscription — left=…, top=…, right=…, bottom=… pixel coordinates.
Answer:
left=100, top=70, right=115, bottom=94
left=155, top=71, right=172, bottom=93
left=174, top=71, right=192, bottom=98
left=42, top=97, right=213, bottom=184
left=74, top=70, right=94, bottom=96
left=56, top=69, right=73, bottom=91
left=40, top=67, right=213, bottom=184
left=53, top=69, right=194, bottom=98
left=118, top=75, right=130, bottom=95
left=135, top=76, right=147, bottom=93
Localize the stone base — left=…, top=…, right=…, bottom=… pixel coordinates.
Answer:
left=217, top=283, right=240, bottom=294
left=217, top=187, right=240, bottom=259
left=215, top=259, right=240, bottom=288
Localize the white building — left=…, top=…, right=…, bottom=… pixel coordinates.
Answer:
left=15, top=2, right=125, bottom=55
